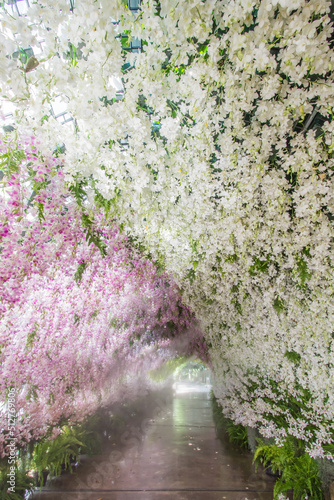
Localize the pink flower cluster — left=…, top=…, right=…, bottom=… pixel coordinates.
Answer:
left=0, top=137, right=202, bottom=456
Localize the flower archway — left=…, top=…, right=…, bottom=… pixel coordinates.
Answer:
left=1, top=0, right=334, bottom=461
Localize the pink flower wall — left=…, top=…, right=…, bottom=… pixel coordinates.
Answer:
left=0, top=138, right=203, bottom=456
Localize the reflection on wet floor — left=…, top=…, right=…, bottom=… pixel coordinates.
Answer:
left=33, top=382, right=275, bottom=500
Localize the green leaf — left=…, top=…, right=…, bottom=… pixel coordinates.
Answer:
left=284, top=350, right=301, bottom=364
left=273, top=297, right=284, bottom=314
left=74, top=261, right=87, bottom=283
left=249, top=256, right=270, bottom=276
left=37, top=201, right=45, bottom=222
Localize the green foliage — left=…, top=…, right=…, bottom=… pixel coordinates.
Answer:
left=281, top=453, right=324, bottom=500
left=273, top=296, right=285, bottom=314
left=0, top=463, right=35, bottom=500
left=68, top=179, right=87, bottom=207
left=64, top=42, right=78, bottom=66
left=26, top=164, right=51, bottom=205
left=74, top=260, right=87, bottom=283
left=94, top=190, right=113, bottom=215
left=225, top=253, right=238, bottom=263
left=0, top=145, right=25, bottom=178
left=225, top=421, right=249, bottom=448
left=322, top=443, right=334, bottom=455
left=254, top=438, right=324, bottom=500
left=295, top=256, right=312, bottom=287
left=80, top=211, right=107, bottom=256
left=74, top=416, right=103, bottom=455
left=37, top=201, right=45, bottom=222
left=32, top=426, right=85, bottom=483
left=186, top=268, right=196, bottom=284
left=68, top=180, right=107, bottom=256
left=284, top=350, right=301, bottom=364
left=73, top=313, right=80, bottom=325
left=25, top=322, right=39, bottom=350
left=254, top=438, right=295, bottom=475
left=211, top=392, right=249, bottom=449
left=249, top=256, right=270, bottom=276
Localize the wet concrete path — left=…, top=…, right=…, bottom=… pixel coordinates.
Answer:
left=33, top=383, right=275, bottom=500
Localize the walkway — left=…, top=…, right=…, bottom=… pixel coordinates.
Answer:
left=33, top=383, right=275, bottom=500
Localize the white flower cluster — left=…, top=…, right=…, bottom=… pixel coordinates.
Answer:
left=1, top=0, right=334, bottom=457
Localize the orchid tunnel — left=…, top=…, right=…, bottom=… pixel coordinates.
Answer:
left=0, top=0, right=334, bottom=498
